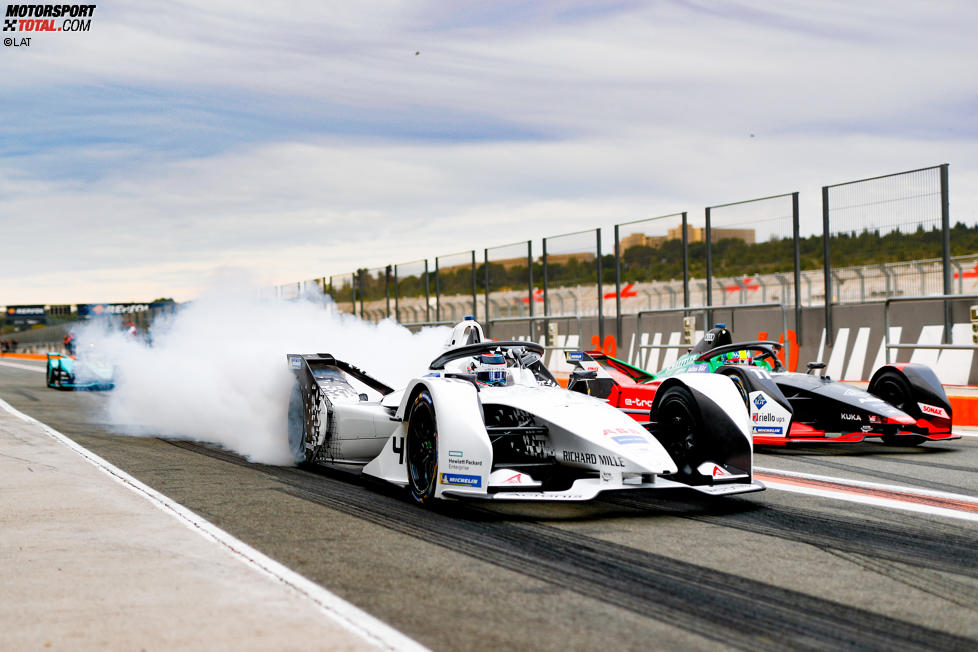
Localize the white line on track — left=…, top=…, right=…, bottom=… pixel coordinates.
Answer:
left=0, top=360, right=45, bottom=373
left=756, top=466, right=978, bottom=523
left=0, top=397, right=429, bottom=652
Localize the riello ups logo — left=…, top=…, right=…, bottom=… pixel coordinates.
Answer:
left=3, top=4, right=96, bottom=47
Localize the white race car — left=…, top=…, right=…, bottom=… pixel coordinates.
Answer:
left=287, top=318, right=763, bottom=504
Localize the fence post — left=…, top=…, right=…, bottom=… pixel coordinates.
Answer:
left=705, top=207, right=713, bottom=326
left=435, top=258, right=441, bottom=323
left=394, top=265, right=400, bottom=323
left=597, top=228, right=604, bottom=340
left=471, top=250, right=477, bottom=320
left=542, top=237, right=549, bottom=343
left=358, top=270, right=365, bottom=317
left=483, top=249, right=490, bottom=336
left=351, top=273, right=357, bottom=315
left=681, top=212, right=689, bottom=308
left=792, top=192, right=802, bottom=339
left=385, top=265, right=391, bottom=318
left=614, top=223, right=622, bottom=345
left=527, top=241, right=534, bottom=332
left=821, top=185, right=833, bottom=346
left=941, top=163, right=952, bottom=344
left=424, top=260, right=431, bottom=323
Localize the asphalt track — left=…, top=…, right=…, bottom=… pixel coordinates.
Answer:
left=3, top=360, right=978, bottom=651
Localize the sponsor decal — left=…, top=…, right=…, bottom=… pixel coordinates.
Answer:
left=562, top=451, right=625, bottom=467
left=753, top=394, right=767, bottom=410
left=289, top=357, right=301, bottom=369
left=502, top=473, right=525, bottom=484
left=689, top=363, right=710, bottom=373
left=918, top=403, right=949, bottom=419
left=752, top=412, right=786, bottom=423
left=623, top=396, right=653, bottom=409
left=440, top=473, right=481, bottom=488
left=697, top=462, right=732, bottom=477
left=612, top=435, right=647, bottom=445
left=840, top=413, right=861, bottom=421
left=449, top=450, right=463, bottom=457
left=563, top=450, right=597, bottom=465
left=868, top=415, right=882, bottom=424
left=567, top=351, right=585, bottom=361
left=861, top=426, right=873, bottom=432
left=753, top=426, right=783, bottom=434
left=447, top=455, right=484, bottom=471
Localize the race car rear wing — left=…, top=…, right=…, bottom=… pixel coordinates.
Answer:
left=287, top=353, right=395, bottom=396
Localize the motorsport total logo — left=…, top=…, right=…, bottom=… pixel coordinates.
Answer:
left=4, top=4, right=95, bottom=47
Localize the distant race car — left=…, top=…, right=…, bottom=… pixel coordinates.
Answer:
left=575, top=324, right=958, bottom=447
left=46, top=347, right=115, bottom=391
left=287, top=317, right=763, bottom=504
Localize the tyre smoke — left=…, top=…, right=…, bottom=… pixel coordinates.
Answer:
left=82, top=281, right=448, bottom=464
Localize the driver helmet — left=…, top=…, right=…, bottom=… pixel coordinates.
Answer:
left=472, top=352, right=508, bottom=386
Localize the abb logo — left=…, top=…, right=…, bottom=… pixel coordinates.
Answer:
left=603, top=427, right=642, bottom=436
left=918, top=403, right=949, bottom=419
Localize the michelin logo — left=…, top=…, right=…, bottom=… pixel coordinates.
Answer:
left=440, top=473, right=482, bottom=488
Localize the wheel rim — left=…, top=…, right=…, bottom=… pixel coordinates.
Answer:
left=407, top=397, right=437, bottom=500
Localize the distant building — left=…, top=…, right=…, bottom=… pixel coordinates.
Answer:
left=620, top=226, right=755, bottom=251
left=667, top=225, right=755, bottom=244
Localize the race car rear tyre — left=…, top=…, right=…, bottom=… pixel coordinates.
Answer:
left=406, top=390, right=438, bottom=504
left=287, top=382, right=315, bottom=464
left=716, top=367, right=750, bottom=407
left=654, top=385, right=701, bottom=475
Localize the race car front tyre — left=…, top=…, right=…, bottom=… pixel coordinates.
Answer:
left=870, top=370, right=925, bottom=446
left=870, top=369, right=914, bottom=414
left=406, top=390, right=438, bottom=504
left=653, top=385, right=701, bottom=476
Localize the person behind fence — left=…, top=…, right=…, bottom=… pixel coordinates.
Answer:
left=64, top=330, right=76, bottom=356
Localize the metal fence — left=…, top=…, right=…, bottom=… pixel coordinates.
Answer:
left=705, top=193, right=800, bottom=335
left=394, top=259, right=430, bottom=325
left=435, top=250, right=477, bottom=322
left=612, top=212, right=689, bottom=344
left=823, top=164, right=950, bottom=343
left=256, top=163, right=965, bottom=349
left=483, top=240, right=533, bottom=336
left=543, top=228, right=602, bottom=339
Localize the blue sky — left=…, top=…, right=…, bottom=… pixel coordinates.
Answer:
left=2, top=0, right=977, bottom=303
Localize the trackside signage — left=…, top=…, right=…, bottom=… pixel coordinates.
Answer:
left=77, top=303, right=150, bottom=318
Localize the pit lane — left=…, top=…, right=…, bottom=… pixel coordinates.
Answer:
left=2, top=361, right=977, bottom=651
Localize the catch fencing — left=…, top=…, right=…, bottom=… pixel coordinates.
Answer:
left=259, top=163, right=965, bottom=349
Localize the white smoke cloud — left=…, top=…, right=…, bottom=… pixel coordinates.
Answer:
left=79, top=279, right=449, bottom=465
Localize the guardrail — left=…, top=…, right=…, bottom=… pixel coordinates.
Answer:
left=883, top=294, right=978, bottom=352
left=636, top=302, right=790, bottom=365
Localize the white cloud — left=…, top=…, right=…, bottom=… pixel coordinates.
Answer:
left=2, top=0, right=977, bottom=304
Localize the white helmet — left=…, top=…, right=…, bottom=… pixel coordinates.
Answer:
left=470, top=352, right=508, bottom=386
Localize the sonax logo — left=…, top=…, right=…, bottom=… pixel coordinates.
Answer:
left=918, top=403, right=949, bottom=419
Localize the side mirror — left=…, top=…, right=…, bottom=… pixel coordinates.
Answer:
left=806, top=361, right=826, bottom=375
